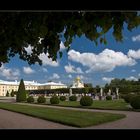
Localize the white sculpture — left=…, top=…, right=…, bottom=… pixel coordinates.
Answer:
left=100, top=88, right=103, bottom=96
left=69, top=88, right=72, bottom=96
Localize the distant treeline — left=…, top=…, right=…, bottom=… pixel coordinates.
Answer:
left=105, top=78, right=140, bottom=94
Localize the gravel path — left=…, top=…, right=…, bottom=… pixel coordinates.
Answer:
left=0, top=98, right=140, bottom=129
left=0, top=109, right=74, bottom=129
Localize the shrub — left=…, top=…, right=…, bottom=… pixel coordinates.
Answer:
left=69, top=95, right=77, bottom=101
left=106, top=95, right=112, bottom=100
left=27, top=96, right=34, bottom=103
left=123, top=94, right=136, bottom=103
left=6, top=91, right=9, bottom=97
left=80, top=96, right=93, bottom=106
left=60, top=96, right=66, bottom=101
left=50, top=96, right=59, bottom=104
left=37, top=96, right=46, bottom=103
left=130, top=96, right=140, bottom=109
left=11, top=90, right=15, bottom=97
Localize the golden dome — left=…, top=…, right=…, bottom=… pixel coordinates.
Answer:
left=75, top=76, right=80, bottom=81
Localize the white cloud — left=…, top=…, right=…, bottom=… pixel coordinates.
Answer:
left=138, top=73, right=140, bottom=77
left=131, top=69, right=136, bottom=72
left=42, top=68, right=48, bottom=72
left=102, top=77, right=114, bottom=83
left=52, top=73, right=60, bottom=79
left=39, top=53, right=59, bottom=67
left=0, top=65, right=20, bottom=80
left=126, top=76, right=138, bottom=81
left=64, top=63, right=84, bottom=73
left=25, top=45, right=33, bottom=55
left=68, top=74, right=72, bottom=78
left=68, top=49, right=136, bottom=73
left=132, top=35, right=140, bottom=42
left=60, top=41, right=66, bottom=51
left=128, top=49, right=140, bottom=59
left=23, top=67, right=35, bottom=74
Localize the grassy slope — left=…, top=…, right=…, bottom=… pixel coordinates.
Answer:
left=0, top=102, right=125, bottom=128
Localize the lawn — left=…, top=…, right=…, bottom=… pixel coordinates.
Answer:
left=47, top=99, right=131, bottom=111
left=0, top=102, right=125, bottom=128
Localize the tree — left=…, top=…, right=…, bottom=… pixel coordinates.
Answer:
left=16, top=79, right=27, bottom=102
left=11, top=89, right=15, bottom=97
left=84, top=87, right=89, bottom=94
left=0, top=12, right=139, bottom=66
left=84, top=83, right=93, bottom=88
left=6, top=91, right=9, bottom=97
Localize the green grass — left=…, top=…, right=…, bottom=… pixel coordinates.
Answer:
left=0, top=102, right=125, bottom=128
left=48, top=99, right=131, bottom=111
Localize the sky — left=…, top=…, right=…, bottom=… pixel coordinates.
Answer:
left=0, top=23, right=140, bottom=87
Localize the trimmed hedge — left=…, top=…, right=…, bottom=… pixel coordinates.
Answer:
left=27, top=96, right=34, bottom=103
left=123, top=94, right=136, bottom=103
left=37, top=96, right=46, bottom=103
left=130, top=95, right=140, bottom=109
left=106, top=96, right=112, bottom=100
left=60, top=96, right=66, bottom=101
left=69, top=95, right=77, bottom=101
left=80, top=96, right=93, bottom=106
left=50, top=96, right=59, bottom=104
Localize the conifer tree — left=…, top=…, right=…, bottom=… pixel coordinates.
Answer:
left=6, top=91, right=9, bottom=97
left=16, top=79, right=27, bottom=102
left=11, top=89, right=15, bottom=97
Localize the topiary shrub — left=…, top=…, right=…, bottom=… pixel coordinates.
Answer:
left=60, top=96, right=66, bottom=101
left=80, top=96, right=93, bottom=106
left=16, top=79, right=27, bottom=102
left=69, top=95, right=77, bottom=101
left=50, top=96, right=59, bottom=104
left=123, top=94, right=136, bottom=103
left=130, top=96, right=140, bottom=109
left=37, top=96, right=46, bottom=103
left=106, top=95, right=112, bottom=100
left=27, top=96, right=34, bottom=103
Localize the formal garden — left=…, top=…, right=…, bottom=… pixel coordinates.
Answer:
left=0, top=79, right=140, bottom=128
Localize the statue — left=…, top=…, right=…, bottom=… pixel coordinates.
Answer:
left=116, top=88, right=119, bottom=99
left=100, top=88, right=103, bottom=96
left=69, top=88, right=72, bottom=96
left=108, top=89, right=111, bottom=96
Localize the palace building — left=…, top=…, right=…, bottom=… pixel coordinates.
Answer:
left=0, top=80, right=67, bottom=96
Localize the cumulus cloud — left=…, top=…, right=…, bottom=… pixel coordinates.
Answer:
left=25, top=45, right=33, bottom=55
left=25, top=45, right=59, bottom=67
left=60, top=41, right=66, bottom=51
left=0, top=65, right=20, bottom=80
left=68, top=74, right=72, bottom=78
left=132, top=35, right=140, bottom=42
left=126, top=76, right=138, bottom=81
left=23, top=67, right=35, bottom=74
left=68, top=49, right=136, bottom=73
left=128, top=49, right=140, bottom=59
left=102, top=77, right=114, bottom=83
left=39, top=53, right=59, bottom=67
left=52, top=73, right=60, bottom=79
left=131, top=69, right=136, bottom=72
left=138, top=73, right=140, bottom=77
left=64, top=63, right=84, bottom=74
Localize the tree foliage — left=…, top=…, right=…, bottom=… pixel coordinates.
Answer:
left=11, top=89, right=15, bottom=97
left=0, top=12, right=139, bottom=66
left=106, top=78, right=140, bottom=94
left=16, top=79, right=27, bottom=102
left=6, top=91, right=9, bottom=97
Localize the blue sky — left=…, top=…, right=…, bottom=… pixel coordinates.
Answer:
left=0, top=23, right=140, bottom=87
